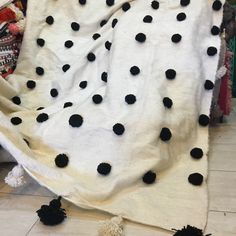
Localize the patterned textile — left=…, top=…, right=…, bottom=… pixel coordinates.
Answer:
left=219, top=48, right=233, bottom=115
left=0, top=0, right=25, bottom=79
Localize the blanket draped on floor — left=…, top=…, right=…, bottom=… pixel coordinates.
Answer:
left=0, top=0, right=224, bottom=232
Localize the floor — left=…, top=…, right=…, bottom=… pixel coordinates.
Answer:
left=0, top=104, right=236, bottom=236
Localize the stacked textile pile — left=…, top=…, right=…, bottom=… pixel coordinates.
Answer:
left=210, top=2, right=236, bottom=123
left=0, top=0, right=224, bottom=234
left=218, top=46, right=233, bottom=115
left=0, top=0, right=26, bottom=78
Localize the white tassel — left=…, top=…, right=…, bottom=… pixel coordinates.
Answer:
left=15, top=18, right=26, bottom=34
left=5, top=164, right=26, bottom=187
left=216, top=66, right=227, bottom=80
left=98, top=216, right=124, bottom=236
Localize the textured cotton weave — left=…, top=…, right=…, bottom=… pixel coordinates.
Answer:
left=0, top=0, right=224, bottom=231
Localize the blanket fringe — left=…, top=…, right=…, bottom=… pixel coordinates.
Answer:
left=98, top=216, right=124, bottom=236
left=172, top=225, right=212, bottom=236
left=4, top=164, right=26, bottom=187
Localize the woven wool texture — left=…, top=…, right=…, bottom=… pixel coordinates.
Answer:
left=0, top=0, right=224, bottom=231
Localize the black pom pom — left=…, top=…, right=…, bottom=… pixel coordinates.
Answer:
left=188, top=173, right=204, bottom=186
left=11, top=117, right=22, bottom=125
left=36, top=67, right=44, bottom=76
left=190, top=148, right=204, bottom=160
left=204, top=80, right=214, bottom=90
left=165, top=69, right=176, bottom=80
left=87, top=52, right=96, bottom=62
left=135, top=33, right=146, bottom=43
left=130, top=66, right=140, bottom=76
left=207, top=46, right=217, bottom=56
left=112, top=18, right=118, bottom=28
left=163, top=97, right=173, bottom=109
left=12, top=96, right=21, bottom=105
left=177, top=12, right=186, bottom=21
left=101, top=72, right=108, bottom=82
left=62, top=64, right=70, bottom=72
left=46, top=16, right=54, bottom=25
left=49, top=198, right=61, bottom=209
left=199, top=114, right=210, bottom=127
left=143, top=15, right=153, bottom=23
left=36, top=197, right=66, bottom=226
left=122, top=2, right=131, bottom=11
left=79, top=81, right=87, bottom=89
left=160, top=128, right=172, bottom=141
left=180, top=0, right=190, bottom=7
left=171, top=34, right=182, bottom=43
left=212, top=0, right=222, bottom=11
left=37, top=107, right=44, bottom=110
left=36, top=113, right=49, bottom=123
left=106, top=0, right=114, bottom=6
left=105, top=41, right=112, bottom=51
left=71, top=22, right=80, bottom=31
left=173, top=225, right=207, bottom=236
left=65, top=40, right=74, bottom=48
left=100, top=19, right=107, bottom=27
left=26, top=80, right=36, bottom=89
left=113, top=123, right=125, bottom=135
left=97, top=162, right=112, bottom=175
left=142, top=171, right=156, bottom=184
left=151, top=1, right=159, bottom=9
left=93, top=33, right=101, bottom=40
left=211, top=25, right=220, bottom=35
left=63, top=102, right=73, bottom=108
left=125, top=94, right=136, bottom=105
left=50, top=89, right=58, bottom=98
left=37, top=38, right=45, bottom=47
left=55, top=154, right=69, bottom=168
left=79, top=0, right=86, bottom=5
left=92, top=94, right=103, bottom=104
left=69, top=114, right=83, bottom=128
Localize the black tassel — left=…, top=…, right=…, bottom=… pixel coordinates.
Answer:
left=172, top=225, right=212, bottom=236
left=36, top=196, right=66, bottom=226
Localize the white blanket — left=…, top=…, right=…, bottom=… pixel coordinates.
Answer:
left=0, top=0, right=224, bottom=232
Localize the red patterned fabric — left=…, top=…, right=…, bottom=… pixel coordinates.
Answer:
left=0, top=8, right=16, bottom=23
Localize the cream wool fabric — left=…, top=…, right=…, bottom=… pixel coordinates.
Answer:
left=0, top=0, right=224, bottom=232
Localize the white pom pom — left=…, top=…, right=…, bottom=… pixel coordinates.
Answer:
left=11, top=165, right=24, bottom=176
left=216, top=66, right=227, bottom=80
left=5, top=165, right=26, bottom=187
left=98, top=216, right=124, bottom=236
